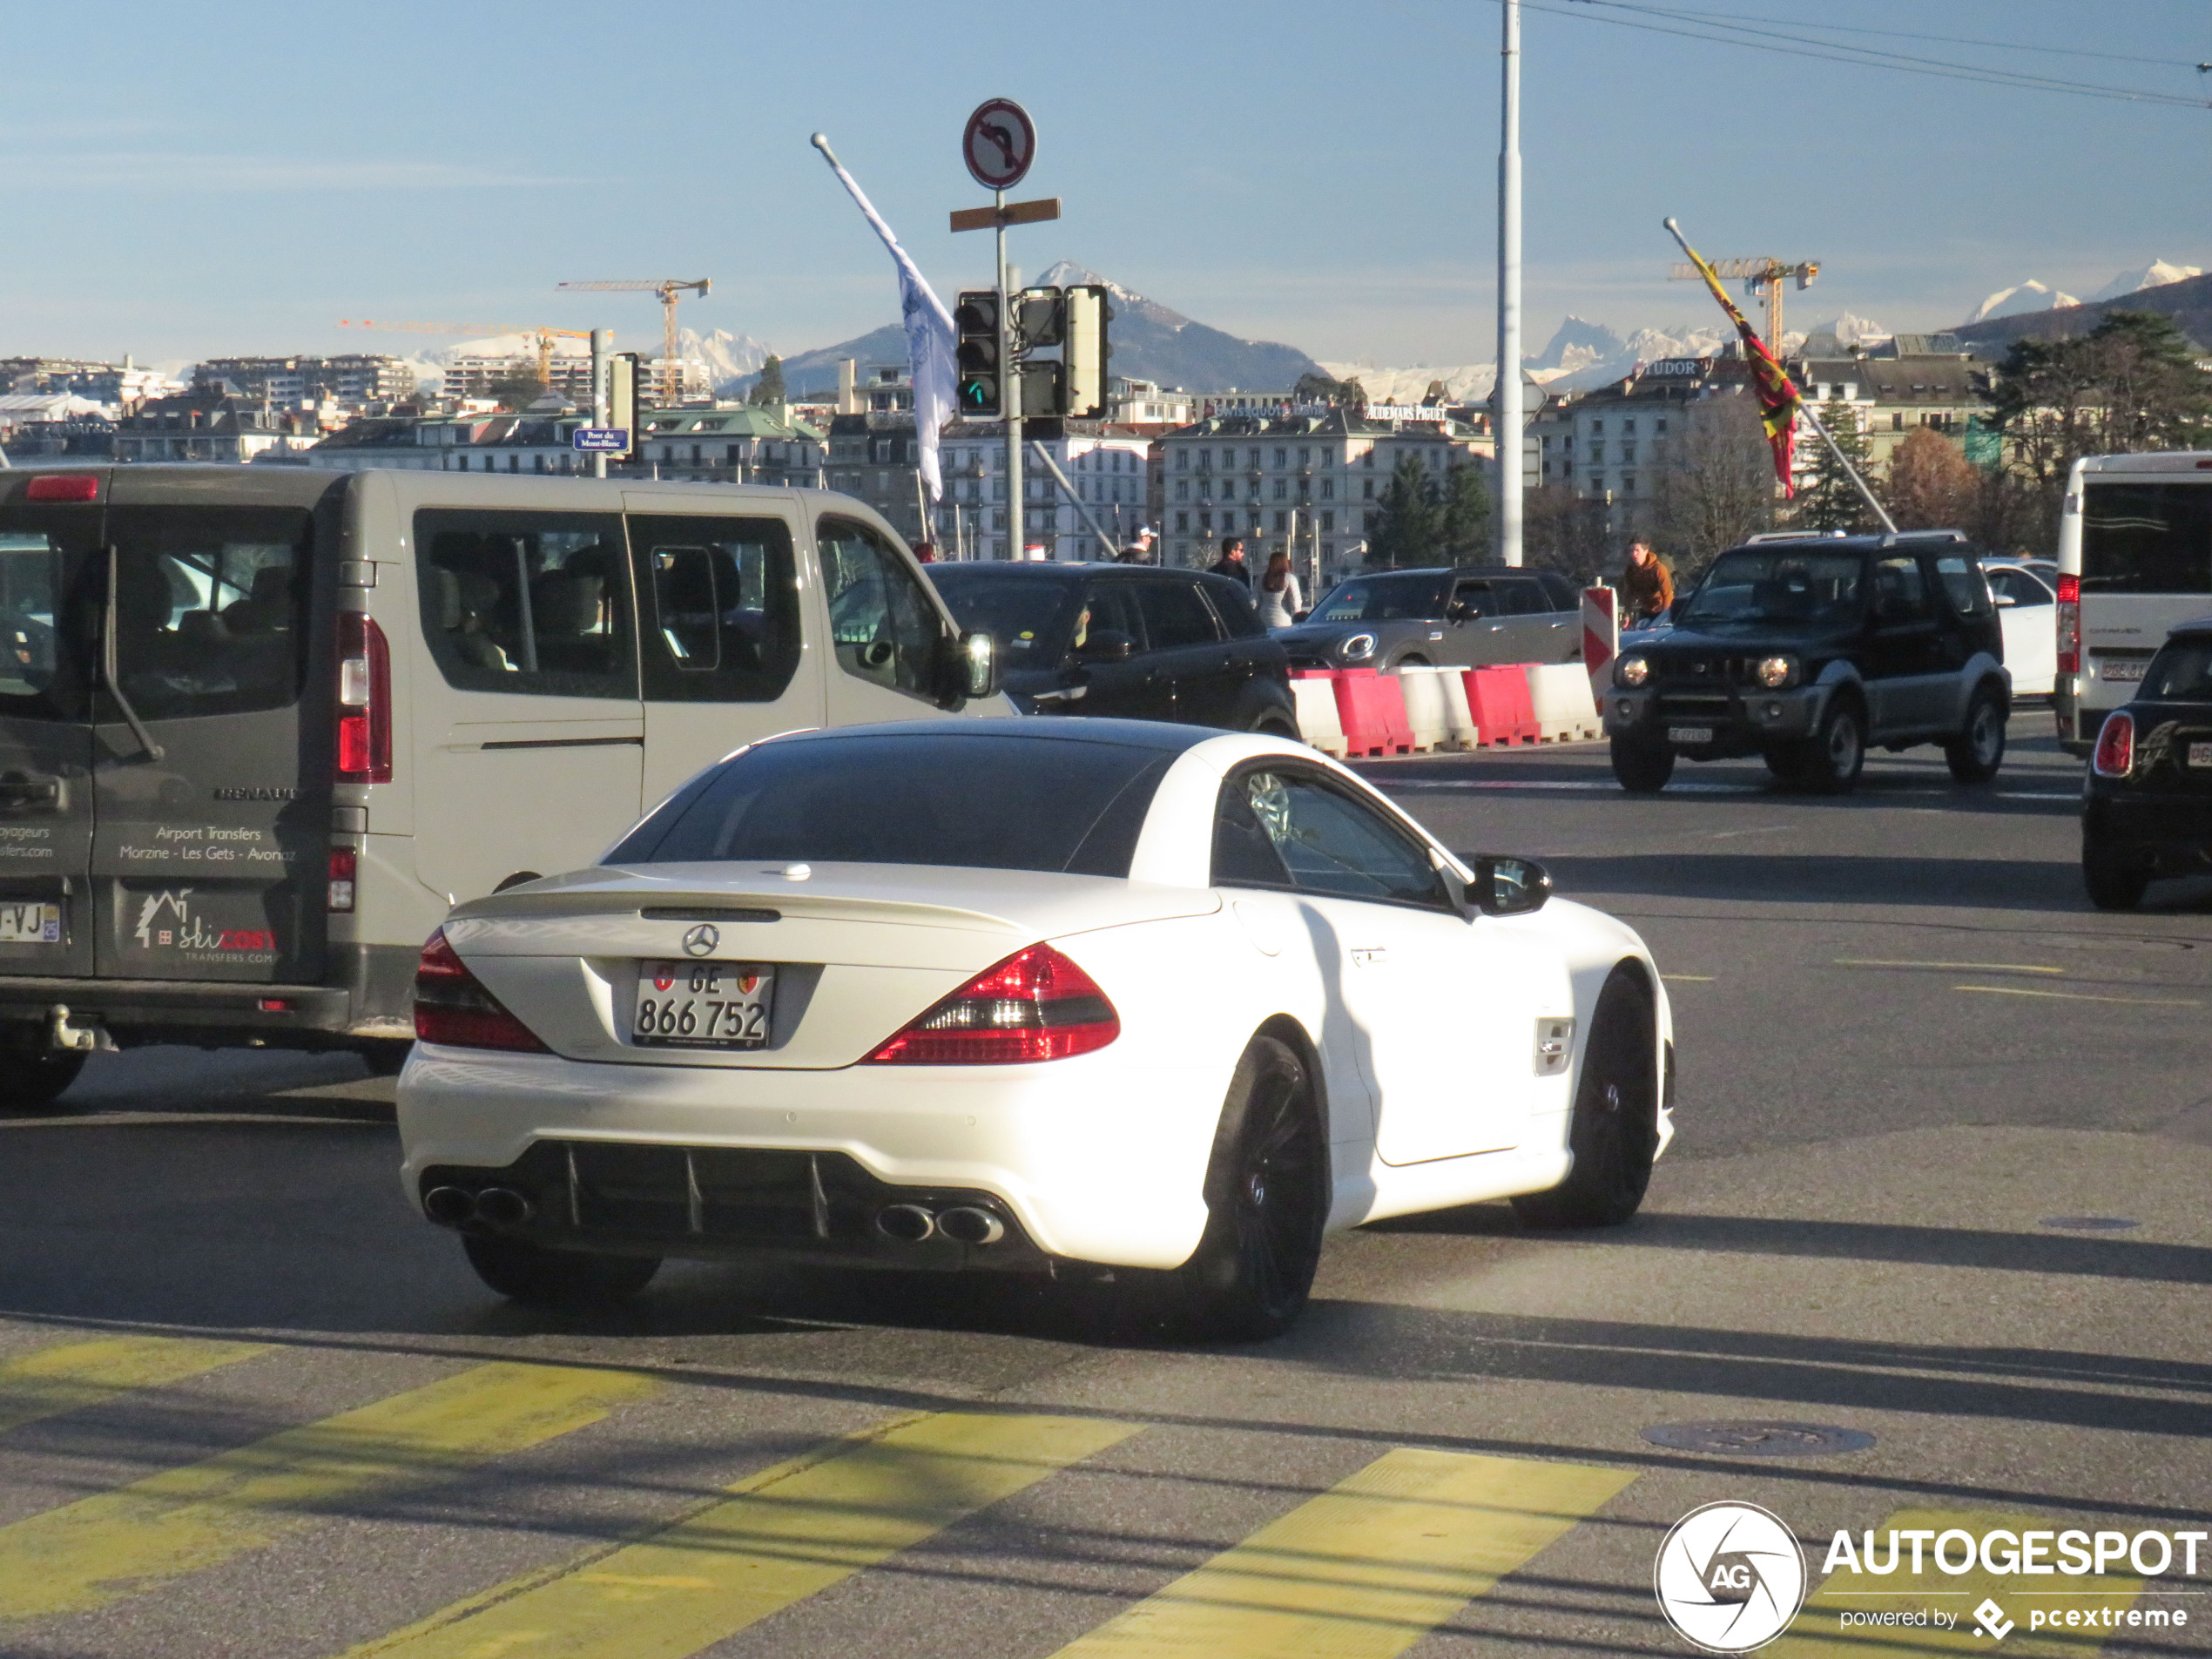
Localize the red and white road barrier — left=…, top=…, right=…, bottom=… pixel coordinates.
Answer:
left=1581, top=584, right=1618, bottom=703
left=1287, top=660, right=1602, bottom=753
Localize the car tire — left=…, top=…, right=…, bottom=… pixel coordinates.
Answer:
left=1609, top=735, right=1675, bottom=793
left=0, top=1049, right=86, bottom=1115
left=2082, top=837, right=2150, bottom=911
left=359, top=1041, right=412, bottom=1077
left=1795, top=698, right=1865, bottom=793
left=462, top=1235, right=660, bottom=1308
left=1512, top=970, right=1658, bottom=1230
left=1248, top=710, right=1299, bottom=739
left=1945, top=685, right=2007, bottom=783
left=1175, top=1035, right=1326, bottom=1342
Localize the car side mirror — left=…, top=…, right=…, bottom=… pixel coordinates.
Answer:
left=947, top=629, right=999, bottom=702
left=1459, top=853, right=1551, bottom=916
left=1447, top=602, right=1476, bottom=622
left=1080, top=629, right=1135, bottom=663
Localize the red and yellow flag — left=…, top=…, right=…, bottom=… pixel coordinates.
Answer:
left=1677, top=238, right=1801, bottom=496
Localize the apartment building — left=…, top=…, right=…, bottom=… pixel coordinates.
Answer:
left=194, top=354, right=417, bottom=408
left=934, top=421, right=1157, bottom=560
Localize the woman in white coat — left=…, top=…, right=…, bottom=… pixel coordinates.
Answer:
left=1256, top=551, right=1304, bottom=631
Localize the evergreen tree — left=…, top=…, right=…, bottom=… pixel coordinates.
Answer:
left=748, top=354, right=787, bottom=406
left=1367, top=453, right=1443, bottom=568
left=1439, top=462, right=1490, bottom=561
left=1801, top=395, right=1878, bottom=532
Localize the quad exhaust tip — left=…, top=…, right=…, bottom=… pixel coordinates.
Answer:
left=873, top=1203, right=1004, bottom=1245
left=421, top=1185, right=533, bottom=1228
left=874, top=1203, right=935, bottom=1243
left=936, top=1206, right=1006, bottom=1246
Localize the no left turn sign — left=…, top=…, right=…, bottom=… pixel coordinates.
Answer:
left=963, top=98, right=1036, bottom=192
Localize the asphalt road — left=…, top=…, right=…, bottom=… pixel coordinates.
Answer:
left=2, top=711, right=2208, bottom=1659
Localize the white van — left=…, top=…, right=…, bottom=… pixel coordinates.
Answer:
left=2055, top=451, right=2212, bottom=753
left=0, top=465, right=1001, bottom=1103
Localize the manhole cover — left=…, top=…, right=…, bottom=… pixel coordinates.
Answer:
left=2039, top=1216, right=2141, bottom=1231
left=1642, top=1421, right=1875, bottom=1457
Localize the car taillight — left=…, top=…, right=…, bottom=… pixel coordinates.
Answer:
left=413, top=927, right=547, bottom=1052
left=24, top=474, right=98, bottom=503
left=2093, top=710, right=2135, bottom=777
left=327, top=846, right=356, bottom=913
left=2056, top=573, right=2080, bottom=676
left=335, top=610, right=392, bottom=784
left=866, top=942, right=1119, bottom=1065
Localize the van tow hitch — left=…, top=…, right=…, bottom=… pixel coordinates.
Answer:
left=47, top=1004, right=118, bottom=1055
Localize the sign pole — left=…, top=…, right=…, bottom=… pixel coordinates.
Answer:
left=1495, top=0, right=1523, bottom=567
left=997, top=188, right=1022, bottom=557
left=590, top=328, right=609, bottom=480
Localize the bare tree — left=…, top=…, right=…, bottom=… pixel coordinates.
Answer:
left=1522, top=485, right=1614, bottom=583
left=1886, top=427, right=1978, bottom=531
left=1653, top=390, right=1775, bottom=579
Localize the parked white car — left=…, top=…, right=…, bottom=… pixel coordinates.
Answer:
left=1986, top=561, right=2058, bottom=698
left=397, top=720, right=1675, bottom=1339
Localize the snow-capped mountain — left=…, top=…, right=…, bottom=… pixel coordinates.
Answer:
left=1317, top=361, right=1494, bottom=404
left=1965, top=280, right=2080, bottom=325
left=1803, top=311, right=1890, bottom=347
left=682, top=328, right=772, bottom=395
left=1527, top=316, right=1624, bottom=376
left=2089, top=260, right=2205, bottom=303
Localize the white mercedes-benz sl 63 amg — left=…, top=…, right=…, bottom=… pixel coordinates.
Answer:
left=397, top=718, right=1675, bottom=1339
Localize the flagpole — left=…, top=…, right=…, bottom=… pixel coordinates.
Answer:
left=1495, top=0, right=1523, bottom=567
left=1661, top=215, right=1895, bottom=534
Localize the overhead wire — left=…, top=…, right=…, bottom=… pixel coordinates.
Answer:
left=1578, top=1, right=2192, bottom=71
left=1527, top=0, right=2212, bottom=110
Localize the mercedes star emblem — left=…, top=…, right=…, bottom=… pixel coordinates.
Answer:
left=681, top=923, right=720, bottom=958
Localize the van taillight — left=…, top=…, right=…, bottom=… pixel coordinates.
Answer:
left=327, top=847, right=357, bottom=913
left=2056, top=572, right=2080, bottom=677
left=24, top=475, right=98, bottom=503
left=2093, top=710, right=2134, bottom=777
left=335, top=611, right=391, bottom=784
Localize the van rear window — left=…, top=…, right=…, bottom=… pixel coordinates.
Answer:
left=415, top=510, right=636, bottom=699
left=2080, top=482, right=2212, bottom=595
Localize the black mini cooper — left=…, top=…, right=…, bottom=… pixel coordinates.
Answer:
left=2082, top=617, right=2212, bottom=909
left=1602, top=533, right=2011, bottom=793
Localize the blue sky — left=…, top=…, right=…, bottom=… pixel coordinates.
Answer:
left=3, top=0, right=2208, bottom=370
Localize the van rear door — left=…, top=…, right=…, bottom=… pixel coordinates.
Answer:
left=94, top=474, right=335, bottom=986
left=0, top=482, right=101, bottom=980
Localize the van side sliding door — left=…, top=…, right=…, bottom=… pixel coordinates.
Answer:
left=624, top=505, right=824, bottom=808
left=408, top=508, right=643, bottom=901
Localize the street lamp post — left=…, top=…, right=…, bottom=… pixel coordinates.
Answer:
left=1495, top=0, right=1524, bottom=568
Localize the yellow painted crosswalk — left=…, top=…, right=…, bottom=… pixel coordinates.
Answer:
left=0, top=1360, right=658, bottom=1623
left=0, top=1333, right=268, bottom=1435
left=342, top=1410, right=1141, bottom=1659
left=1773, top=1507, right=2149, bottom=1657
left=0, top=1332, right=1647, bottom=1658
left=1051, top=1447, right=1636, bottom=1659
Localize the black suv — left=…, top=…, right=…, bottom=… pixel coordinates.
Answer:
left=1602, top=533, right=2010, bottom=793
left=927, top=562, right=1298, bottom=733
left=2080, top=617, right=2212, bottom=909
left=1273, top=564, right=1584, bottom=673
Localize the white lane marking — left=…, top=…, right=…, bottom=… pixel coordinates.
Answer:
left=1955, top=983, right=2201, bottom=1008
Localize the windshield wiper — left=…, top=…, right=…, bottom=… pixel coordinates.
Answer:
left=101, top=546, right=165, bottom=763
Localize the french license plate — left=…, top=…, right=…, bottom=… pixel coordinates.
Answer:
left=632, top=961, right=773, bottom=1049
left=0, top=901, right=60, bottom=944
left=2189, top=743, right=2212, bottom=769
left=1667, top=725, right=1714, bottom=745
left=2104, top=660, right=2147, bottom=682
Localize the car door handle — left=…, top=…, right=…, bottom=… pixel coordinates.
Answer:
left=1349, top=946, right=1388, bottom=967
left=0, top=772, right=64, bottom=812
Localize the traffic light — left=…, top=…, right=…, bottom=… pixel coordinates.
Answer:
left=1016, top=288, right=1064, bottom=347
left=1062, top=285, right=1111, bottom=420
left=607, top=352, right=642, bottom=458
left=1020, top=361, right=1063, bottom=421
left=954, top=291, right=1001, bottom=417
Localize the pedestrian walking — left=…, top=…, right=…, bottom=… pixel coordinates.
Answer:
left=1621, top=539, right=1675, bottom=624
left=1256, top=550, right=1304, bottom=630
left=1116, top=527, right=1157, bottom=564
left=1208, top=535, right=1251, bottom=588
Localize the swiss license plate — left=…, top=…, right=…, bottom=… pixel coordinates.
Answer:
left=632, top=961, right=773, bottom=1049
left=2104, top=660, right=2147, bottom=682
left=2189, top=743, right=2212, bottom=769
left=0, top=902, right=61, bottom=944
left=1667, top=725, right=1714, bottom=745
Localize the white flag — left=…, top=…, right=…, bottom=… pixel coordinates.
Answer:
left=816, top=145, right=956, bottom=503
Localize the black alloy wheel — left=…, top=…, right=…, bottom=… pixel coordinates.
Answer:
left=462, top=1235, right=661, bottom=1308
left=1609, top=734, right=1676, bottom=793
left=2081, top=835, right=2151, bottom=912
left=1513, top=970, right=1659, bottom=1230
left=1945, top=686, right=2007, bottom=784
left=0, top=1049, right=86, bottom=1115
left=1177, top=1035, right=1326, bottom=1341
left=1794, top=698, right=1865, bottom=793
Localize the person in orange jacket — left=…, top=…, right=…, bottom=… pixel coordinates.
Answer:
left=1621, top=540, right=1675, bottom=624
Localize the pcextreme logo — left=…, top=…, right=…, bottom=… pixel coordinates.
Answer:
left=1654, top=1502, right=1808, bottom=1652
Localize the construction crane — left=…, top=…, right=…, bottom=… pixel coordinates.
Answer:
left=336, top=319, right=591, bottom=386
left=1666, top=257, right=1820, bottom=356
left=556, top=280, right=710, bottom=368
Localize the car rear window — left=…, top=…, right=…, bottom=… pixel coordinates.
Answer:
left=2141, top=640, right=2212, bottom=701
left=605, top=733, right=1176, bottom=877
left=2081, top=482, right=2212, bottom=595
left=109, top=506, right=313, bottom=720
